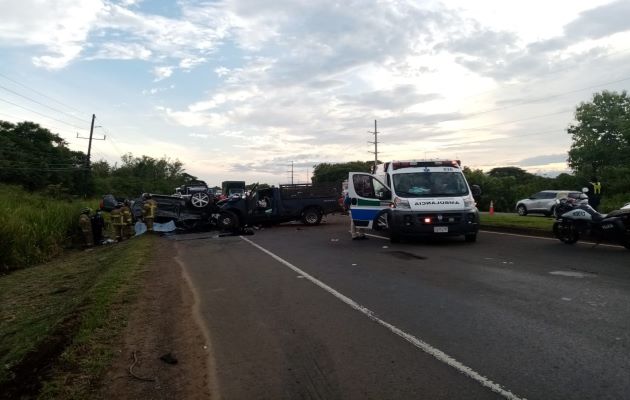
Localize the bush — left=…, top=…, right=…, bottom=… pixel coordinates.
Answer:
left=0, top=185, right=96, bottom=272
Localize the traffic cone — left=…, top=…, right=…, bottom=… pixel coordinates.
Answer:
left=489, top=201, right=495, bottom=216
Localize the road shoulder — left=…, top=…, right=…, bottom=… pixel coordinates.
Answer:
left=98, top=237, right=211, bottom=399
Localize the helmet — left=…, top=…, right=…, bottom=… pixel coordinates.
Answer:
left=142, top=193, right=152, bottom=200
left=116, top=202, right=124, bottom=208
left=81, top=207, right=92, bottom=215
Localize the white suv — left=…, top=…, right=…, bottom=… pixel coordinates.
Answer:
left=516, top=190, right=584, bottom=217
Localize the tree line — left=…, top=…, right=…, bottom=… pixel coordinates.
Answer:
left=2, top=89, right=629, bottom=210
left=0, top=120, right=196, bottom=198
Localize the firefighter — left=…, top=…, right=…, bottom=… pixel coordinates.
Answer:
left=142, top=193, right=158, bottom=232
left=121, top=200, right=134, bottom=239
left=91, top=210, right=105, bottom=245
left=110, top=203, right=125, bottom=241
left=79, top=208, right=94, bottom=247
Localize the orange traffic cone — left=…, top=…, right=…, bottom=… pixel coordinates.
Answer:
left=489, top=201, right=495, bottom=216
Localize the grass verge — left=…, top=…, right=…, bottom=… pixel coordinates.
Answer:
left=479, top=212, right=555, bottom=232
left=0, top=235, right=154, bottom=399
left=0, top=184, right=98, bottom=272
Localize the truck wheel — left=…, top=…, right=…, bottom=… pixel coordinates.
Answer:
left=464, top=233, right=477, bottom=242
left=390, top=232, right=401, bottom=243
left=190, top=192, right=210, bottom=208
left=218, top=211, right=239, bottom=232
left=302, top=208, right=322, bottom=225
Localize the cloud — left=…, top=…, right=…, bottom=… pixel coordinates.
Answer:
left=0, top=0, right=104, bottom=69
left=90, top=42, right=152, bottom=60
left=339, top=85, right=441, bottom=111
left=516, top=154, right=568, bottom=167
left=153, top=66, right=174, bottom=81
left=531, top=0, right=630, bottom=52
left=189, top=133, right=209, bottom=139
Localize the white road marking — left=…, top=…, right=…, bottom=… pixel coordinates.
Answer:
left=549, top=271, right=596, bottom=278
left=480, top=230, right=624, bottom=248
left=240, top=236, right=526, bottom=400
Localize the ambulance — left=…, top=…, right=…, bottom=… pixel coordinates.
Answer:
left=347, top=160, right=481, bottom=243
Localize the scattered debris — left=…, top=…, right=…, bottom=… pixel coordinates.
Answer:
left=128, top=351, right=155, bottom=382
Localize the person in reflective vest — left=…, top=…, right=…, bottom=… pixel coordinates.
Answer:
left=121, top=200, right=133, bottom=239
left=587, top=177, right=602, bottom=211
left=110, top=204, right=125, bottom=241
left=142, top=194, right=158, bottom=231
left=79, top=208, right=94, bottom=247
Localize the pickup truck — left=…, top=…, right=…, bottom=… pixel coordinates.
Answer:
left=217, top=183, right=342, bottom=231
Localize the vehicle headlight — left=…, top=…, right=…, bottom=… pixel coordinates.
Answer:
left=393, top=196, right=411, bottom=209
left=464, top=196, right=476, bottom=209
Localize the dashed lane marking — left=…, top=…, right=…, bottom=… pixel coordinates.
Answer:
left=240, top=236, right=526, bottom=400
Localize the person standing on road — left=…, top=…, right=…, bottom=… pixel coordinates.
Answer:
left=79, top=208, right=94, bottom=247
left=345, top=192, right=367, bottom=240
left=587, top=177, right=602, bottom=211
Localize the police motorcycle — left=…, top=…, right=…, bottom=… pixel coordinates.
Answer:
left=552, top=190, right=630, bottom=249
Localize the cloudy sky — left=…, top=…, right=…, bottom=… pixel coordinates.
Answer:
left=1, top=0, right=630, bottom=185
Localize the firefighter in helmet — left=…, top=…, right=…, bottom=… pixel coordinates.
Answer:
left=79, top=208, right=94, bottom=247
left=121, top=200, right=133, bottom=239
left=110, top=202, right=125, bottom=241
left=142, top=193, right=158, bottom=232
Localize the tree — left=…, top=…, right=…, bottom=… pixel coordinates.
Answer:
left=567, top=90, right=630, bottom=175
left=487, top=166, right=534, bottom=180
left=312, top=161, right=373, bottom=183
left=0, top=120, right=88, bottom=193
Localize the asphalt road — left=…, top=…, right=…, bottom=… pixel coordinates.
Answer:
left=173, top=214, right=630, bottom=400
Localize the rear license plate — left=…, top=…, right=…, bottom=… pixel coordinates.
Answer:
left=434, top=226, right=448, bottom=233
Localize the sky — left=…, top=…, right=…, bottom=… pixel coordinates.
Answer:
left=1, top=0, right=630, bottom=186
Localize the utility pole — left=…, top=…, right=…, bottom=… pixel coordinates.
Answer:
left=368, top=119, right=379, bottom=173
left=286, top=161, right=294, bottom=185
left=76, top=114, right=105, bottom=169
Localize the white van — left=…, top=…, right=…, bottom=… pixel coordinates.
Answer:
left=348, top=160, right=481, bottom=243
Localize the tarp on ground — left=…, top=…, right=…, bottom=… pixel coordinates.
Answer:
left=134, top=220, right=177, bottom=235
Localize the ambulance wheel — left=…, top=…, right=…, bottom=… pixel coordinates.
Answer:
left=374, top=211, right=390, bottom=231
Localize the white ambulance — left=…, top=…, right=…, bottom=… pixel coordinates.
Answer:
left=348, top=160, right=481, bottom=243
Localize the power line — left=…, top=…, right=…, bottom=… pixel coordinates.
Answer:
left=0, top=166, right=88, bottom=171
left=458, top=75, right=630, bottom=120
left=0, top=84, right=89, bottom=124
left=0, top=97, right=85, bottom=130
left=0, top=71, right=89, bottom=116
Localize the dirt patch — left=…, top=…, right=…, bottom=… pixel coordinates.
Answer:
left=98, top=238, right=211, bottom=399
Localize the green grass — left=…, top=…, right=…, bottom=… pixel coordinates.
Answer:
left=0, top=184, right=98, bottom=272
left=0, top=235, right=154, bottom=399
left=479, top=212, right=555, bottom=231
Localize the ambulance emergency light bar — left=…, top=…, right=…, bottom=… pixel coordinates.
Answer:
left=388, top=160, right=461, bottom=170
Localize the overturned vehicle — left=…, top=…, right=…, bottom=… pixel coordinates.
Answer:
left=150, top=180, right=226, bottom=230
left=101, top=180, right=235, bottom=232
